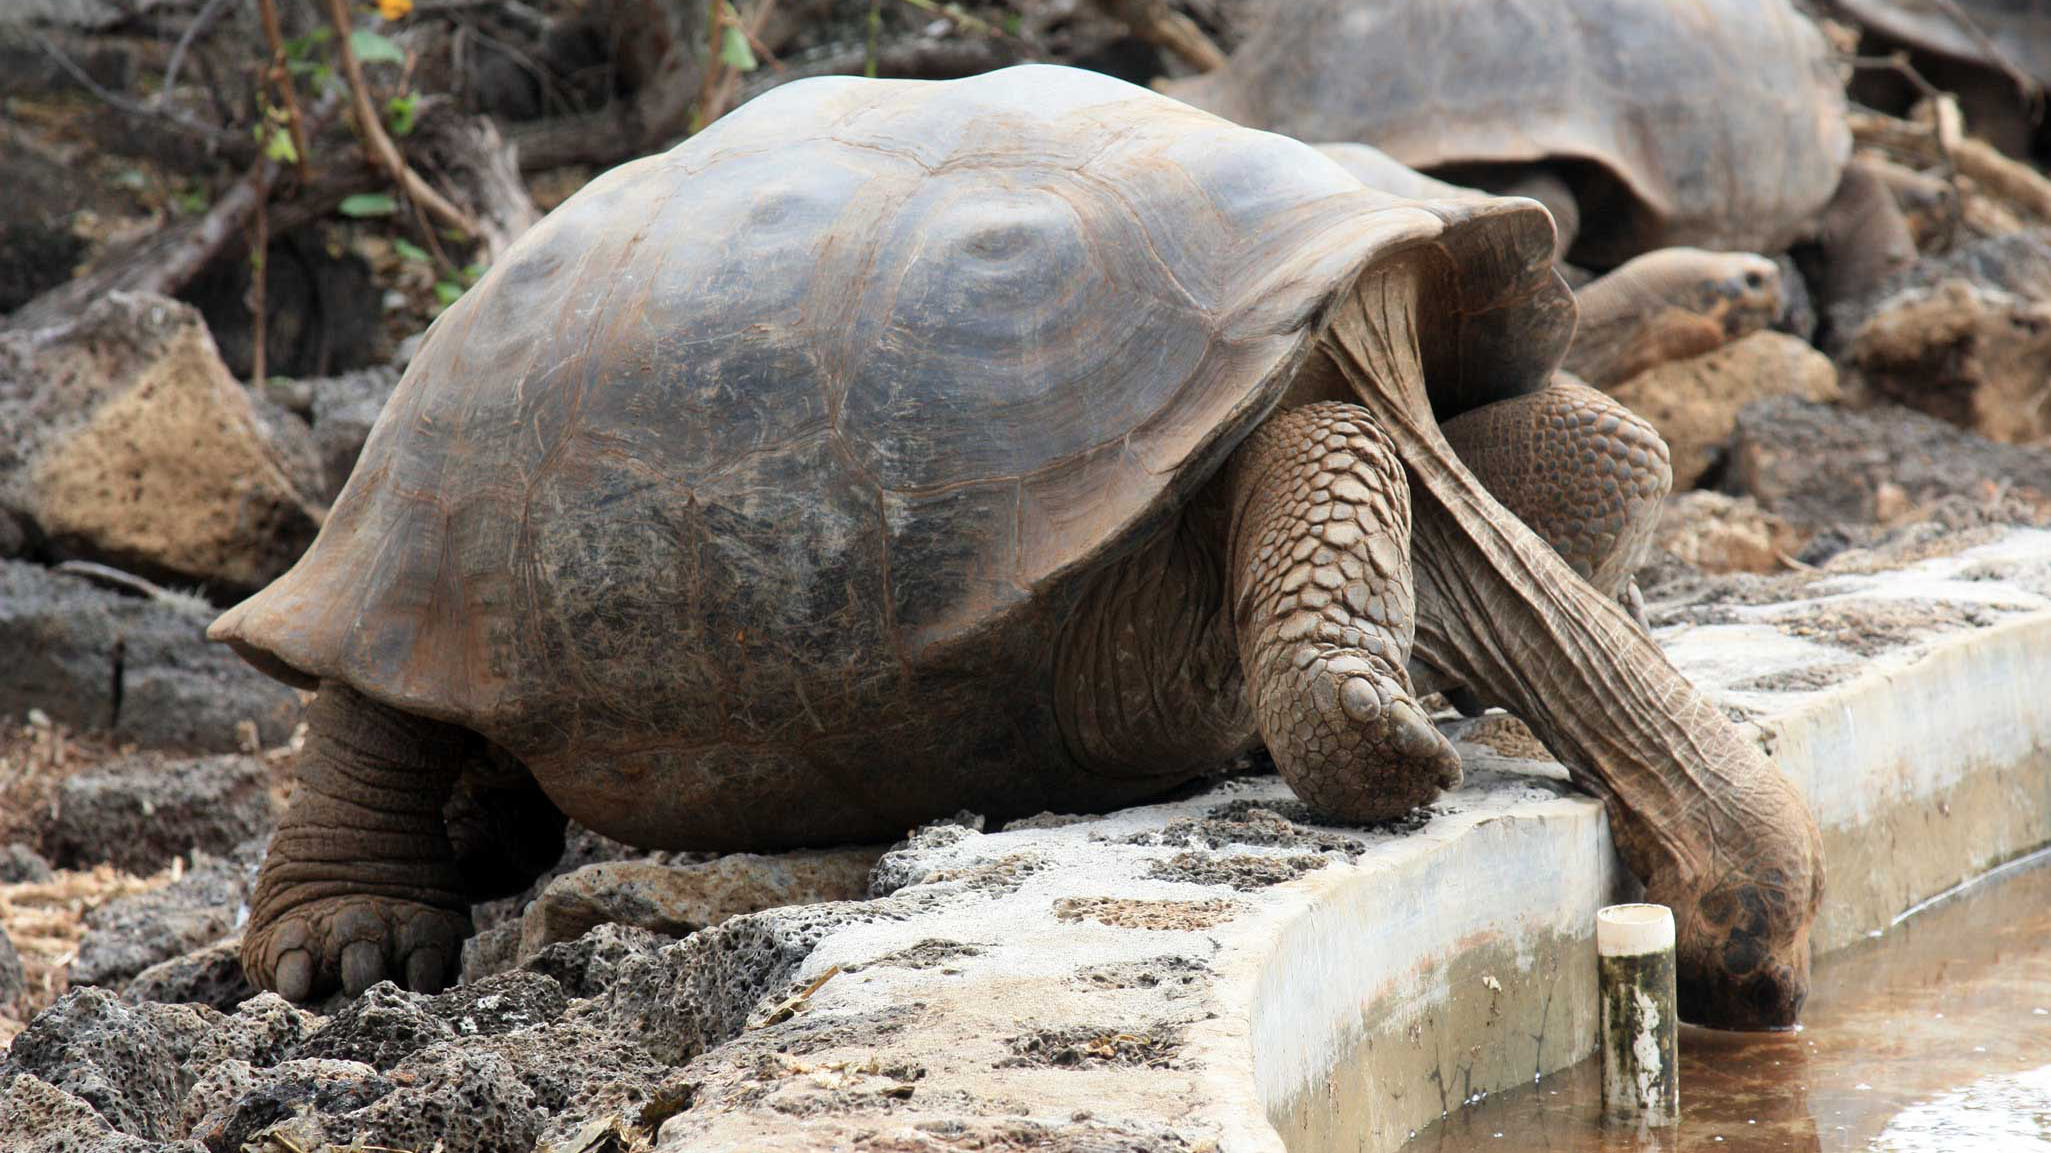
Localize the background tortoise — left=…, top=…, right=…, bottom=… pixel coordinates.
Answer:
left=212, top=65, right=1822, bottom=1029
left=1164, top=0, right=1911, bottom=294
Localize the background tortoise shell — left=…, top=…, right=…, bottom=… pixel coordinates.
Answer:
left=211, top=65, right=1569, bottom=846
left=1835, top=0, right=2051, bottom=84
left=1163, top=0, right=1852, bottom=267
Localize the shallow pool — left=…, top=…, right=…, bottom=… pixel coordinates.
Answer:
left=1404, top=851, right=2051, bottom=1152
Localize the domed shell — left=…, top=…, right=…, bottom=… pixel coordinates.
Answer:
left=1164, top=0, right=1852, bottom=266
left=211, top=65, right=1566, bottom=785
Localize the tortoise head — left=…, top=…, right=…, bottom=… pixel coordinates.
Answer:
left=1660, top=826, right=1825, bottom=1030
left=1694, top=251, right=1784, bottom=340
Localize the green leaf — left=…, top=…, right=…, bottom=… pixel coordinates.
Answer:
left=392, top=237, right=430, bottom=263
left=261, top=127, right=299, bottom=164
left=718, top=24, right=758, bottom=71
left=351, top=29, right=406, bottom=66
left=338, top=192, right=398, bottom=218
left=112, top=168, right=148, bottom=190
left=283, top=27, right=331, bottom=61
left=433, top=280, right=465, bottom=306
left=172, top=187, right=209, bottom=215
left=384, top=90, right=419, bottom=137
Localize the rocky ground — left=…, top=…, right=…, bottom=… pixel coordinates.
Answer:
left=5, top=0, right=2051, bottom=1150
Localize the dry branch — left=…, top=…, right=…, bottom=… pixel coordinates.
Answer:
left=1097, top=0, right=1225, bottom=72
left=322, top=0, right=480, bottom=240
left=1850, top=106, right=2051, bottom=221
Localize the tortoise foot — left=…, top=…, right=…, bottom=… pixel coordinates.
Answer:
left=245, top=894, right=471, bottom=1000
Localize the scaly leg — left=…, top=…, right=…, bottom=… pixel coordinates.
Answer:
left=1227, top=401, right=1461, bottom=822
left=243, top=683, right=473, bottom=1001
left=1443, top=376, right=1672, bottom=616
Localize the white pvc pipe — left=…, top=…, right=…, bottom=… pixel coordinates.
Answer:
left=1597, top=903, right=1679, bottom=1125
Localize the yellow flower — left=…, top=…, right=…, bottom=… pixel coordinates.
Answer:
left=376, top=0, right=411, bottom=20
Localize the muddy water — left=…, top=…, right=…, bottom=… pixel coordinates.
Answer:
left=1406, top=852, right=2051, bottom=1152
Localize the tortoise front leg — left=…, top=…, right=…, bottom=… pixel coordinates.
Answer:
left=243, top=683, right=473, bottom=1001
left=1323, top=265, right=1822, bottom=1030
left=1226, top=401, right=1461, bottom=822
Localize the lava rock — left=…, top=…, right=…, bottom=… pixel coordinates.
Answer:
left=1651, top=491, right=1809, bottom=576
left=1726, top=397, right=2051, bottom=528
left=0, top=1073, right=203, bottom=1153
left=0, top=560, right=303, bottom=750
left=179, top=1058, right=391, bottom=1153
left=598, top=899, right=905, bottom=1064
left=1, top=841, right=52, bottom=883
left=1609, top=331, right=1841, bottom=490
left=50, top=758, right=274, bottom=876
left=428, top=971, right=568, bottom=1038
left=297, top=983, right=457, bottom=1071
left=306, top=366, right=400, bottom=501
left=0, top=988, right=316, bottom=1141
left=518, top=922, right=667, bottom=1000
left=1836, top=228, right=2051, bottom=444
left=123, top=936, right=254, bottom=1012
left=0, top=292, right=327, bottom=590
left=1, top=922, right=24, bottom=1013
left=517, top=848, right=879, bottom=961
left=72, top=843, right=260, bottom=990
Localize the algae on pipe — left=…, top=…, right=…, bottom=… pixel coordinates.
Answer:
left=1597, top=903, right=1679, bottom=1126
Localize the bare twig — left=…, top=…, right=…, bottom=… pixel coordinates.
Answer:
left=1097, top=0, right=1225, bottom=72
left=159, top=0, right=236, bottom=103
left=256, top=0, right=313, bottom=184
left=693, top=0, right=731, bottom=130
left=1, top=87, right=346, bottom=336
left=322, top=0, right=479, bottom=238
left=248, top=178, right=269, bottom=387
left=30, top=31, right=240, bottom=149
left=697, top=0, right=781, bottom=127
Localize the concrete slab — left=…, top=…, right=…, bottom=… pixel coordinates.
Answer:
left=652, top=529, right=2051, bottom=1153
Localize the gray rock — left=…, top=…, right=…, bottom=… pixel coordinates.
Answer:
left=519, top=923, right=667, bottom=1001
left=297, top=983, right=457, bottom=1071
left=0, top=840, right=50, bottom=882
left=428, top=971, right=568, bottom=1038
left=1, top=922, right=23, bottom=1013
left=51, top=758, right=274, bottom=876
left=459, top=920, right=524, bottom=986
left=517, top=848, right=879, bottom=961
left=336, top=1045, right=544, bottom=1153
left=1727, top=397, right=2051, bottom=529
left=306, top=366, right=400, bottom=501
left=599, top=898, right=912, bottom=1064
left=0, top=292, right=326, bottom=591
left=73, top=844, right=259, bottom=989
left=869, top=813, right=986, bottom=897
left=0, top=560, right=302, bottom=751
left=0, top=1073, right=204, bottom=1153
left=123, top=937, right=253, bottom=1012
left=0, top=988, right=316, bottom=1141
left=179, top=1058, right=391, bottom=1153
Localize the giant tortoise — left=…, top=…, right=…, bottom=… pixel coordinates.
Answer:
left=211, top=65, right=1823, bottom=1029
left=1164, top=0, right=1911, bottom=290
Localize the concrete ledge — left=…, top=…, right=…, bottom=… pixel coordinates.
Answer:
left=656, top=530, right=2051, bottom=1153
